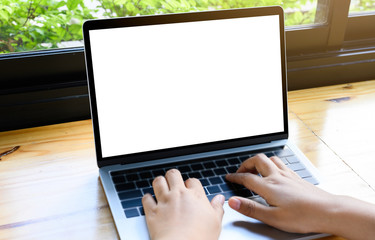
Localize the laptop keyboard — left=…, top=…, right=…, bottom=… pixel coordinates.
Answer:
left=110, top=146, right=318, bottom=218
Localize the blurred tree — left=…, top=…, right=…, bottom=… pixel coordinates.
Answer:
left=0, top=0, right=95, bottom=53
left=350, top=0, right=375, bottom=11
left=2, top=0, right=373, bottom=54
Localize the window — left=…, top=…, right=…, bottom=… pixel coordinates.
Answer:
left=286, top=0, right=375, bottom=89
left=1, top=0, right=375, bottom=131
left=350, top=0, right=375, bottom=13
left=1, top=0, right=325, bottom=54
left=346, top=0, right=375, bottom=42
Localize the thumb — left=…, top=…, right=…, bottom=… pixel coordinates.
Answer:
left=211, top=194, right=225, bottom=218
left=228, top=197, right=272, bottom=222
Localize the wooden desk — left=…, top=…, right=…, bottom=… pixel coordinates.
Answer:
left=1, top=80, right=375, bottom=240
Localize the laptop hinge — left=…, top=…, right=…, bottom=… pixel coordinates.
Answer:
left=107, top=139, right=288, bottom=171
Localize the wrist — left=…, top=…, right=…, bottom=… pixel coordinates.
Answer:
left=316, top=195, right=366, bottom=236
left=319, top=195, right=375, bottom=239
left=306, top=193, right=342, bottom=234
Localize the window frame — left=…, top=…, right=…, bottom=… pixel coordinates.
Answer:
left=0, top=0, right=364, bottom=92
left=345, top=14, right=375, bottom=41
left=1, top=0, right=375, bottom=131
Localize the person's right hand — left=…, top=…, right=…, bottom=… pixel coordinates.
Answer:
left=225, top=153, right=336, bottom=234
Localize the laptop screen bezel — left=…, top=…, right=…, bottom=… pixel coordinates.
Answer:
left=83, top=6, right=288, bottom=168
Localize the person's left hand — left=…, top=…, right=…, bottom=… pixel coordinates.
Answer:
left=142, top=169, right=225, bottom=240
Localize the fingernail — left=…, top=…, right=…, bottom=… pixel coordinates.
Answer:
left=230, top=198, right=241, bottom=210
left=217, top=194, right=225, bottom=205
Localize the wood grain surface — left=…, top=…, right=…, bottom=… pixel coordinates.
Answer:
left=1, top=80, right=375, bottom=240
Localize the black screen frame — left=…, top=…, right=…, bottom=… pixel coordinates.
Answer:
left=83, top=6, right=289, bottom=168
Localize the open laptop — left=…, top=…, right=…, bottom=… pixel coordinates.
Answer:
left=83, top=6, right=327, bottom=240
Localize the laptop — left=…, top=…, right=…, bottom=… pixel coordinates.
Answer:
left=83, top=6, right=327, bottom=240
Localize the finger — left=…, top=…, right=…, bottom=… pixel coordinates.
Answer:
left=237, top=154, right=277, bottom=177
left=269, top=156, right=288, bottom=170
left=165, top=169, right=185, bottom=190
left=211, top=194, right=225, bottom=218
left=142, top=193, right=156, bottom=216
left=226, top=172, right=264, bottom=195
left=185, top=178, right=207, bottom=196
left=228, top=197, right=274, bottom=224
left=185, top=177, right=204, bottom=191
left=152, top=176, right=169, bottom=200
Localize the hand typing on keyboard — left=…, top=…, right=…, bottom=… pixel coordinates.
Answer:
left=226, top=153, right=334, bottom=234
left=142, top=169, right=225, bottom=240
left=143, top=154, right=375, bottom=240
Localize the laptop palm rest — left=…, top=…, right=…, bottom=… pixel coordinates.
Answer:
left=116, top=203, right=327, bottom=240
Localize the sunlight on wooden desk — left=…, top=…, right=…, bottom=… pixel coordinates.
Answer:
left=289, top=80, right=375, bottom=196
left=0, top=121, right=115, bottom=239
left=1, top=80, right=375, bottom=239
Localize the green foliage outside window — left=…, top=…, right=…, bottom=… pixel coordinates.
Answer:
left=350, top=0, right=375, bottom=12
left=0, top=0, right=374, bottom=54
left=0, top=0, right=94, bottom=53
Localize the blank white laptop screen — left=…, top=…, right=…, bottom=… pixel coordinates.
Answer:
left=89, top=14, right=284, bottom=158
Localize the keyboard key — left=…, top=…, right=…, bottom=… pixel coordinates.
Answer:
left=126, top=173, right=139, bottom=181
left=139, top=171, right=152, bottom=179
left=264, top=152, right=275, bottom=157
left=208, top=177, right=223, bottom=185
left=235, top=188, right=253, bottom=198
left=111, top=170, right=128, bottom=176
left=304, top=176, right=319, bottom=185
left=139, top=207, right=145, bottom=216
left=152, top=169, right=165, bottom=177
left=226, top=166, right=237, bottom=173
left=280, top=157, right=289, bottom=165
left=216, top=160, right=228, bottom=167
left=221, top=176, right=227, bottom=183
left=214, top=168, right=227, bottom=175
left=200, top=179, right=210, bottom=186
left=231, top=183, right=243, bottom=190
left=122, top=197, right=143, bottom=209
left=275, top=147, right=294, bottom=157
left=191, top=163, right=204, bottom=171
left=142, top=187, right=154, bottom=195
left=228, top=157, right=240, bottom=165
left=239, top=155, right=250, bottom=161
left=116, top=182, right=136, bottom=192
left=296, top=169, right=312, bottom=178
left=189, top=172, right=202, bottom=179
left=118, top=189, right=143, bottom=200
left=201, top=170, right=215, bottom=177
left=287, top=163, right=305, bottom=171
left=207, top=185, right=221, bottom=194
left=203, top=162, right=216, bottom=169
left=286, top=156, right=300, bottom=164
left=182, top=173, right=189, bottom=181
left=124, top=208, right=139, bottom=218
left=222, top=191, right=235, bottom=200
left=207, top=195, right=215, bottom=201
left=177, top=165, right=191, bottom=173
left=112, top=175, right=126, bottom=184
left=220, top=183, right=232, bottom=192
left=136, top=180, right=150, bottom=188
